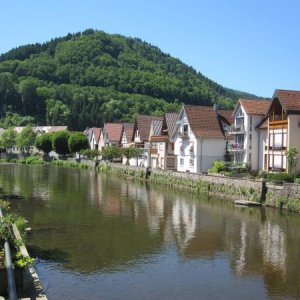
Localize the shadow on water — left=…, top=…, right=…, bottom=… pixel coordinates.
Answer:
left=27, top=245, right=70, bottom=263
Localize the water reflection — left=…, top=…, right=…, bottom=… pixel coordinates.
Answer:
left=0, top=165, right=299, bottom=299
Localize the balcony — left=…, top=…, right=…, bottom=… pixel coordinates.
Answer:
left=228, top=143, right=244, bottom=152
left=150, top=148, right=158, bottom=155
left=228, top=124, right=245, bottom=134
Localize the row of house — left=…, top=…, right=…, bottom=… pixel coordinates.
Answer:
left=85, top=89, right=300, bottom=175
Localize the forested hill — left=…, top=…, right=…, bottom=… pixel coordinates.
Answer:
left=0, top=29, right=258, bottom=130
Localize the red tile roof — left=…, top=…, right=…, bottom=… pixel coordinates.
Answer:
left=184, top=105, right=225, bottom=139
left=238, top=99, right=271, bottom=115
left=135, top=115, right=163, bottom=141
left=123, top=123, right=134, bottom=142
left=104, top=123, right=123, bottom=143
left=274, top=89, right=300, bottom=113
left=218, top=110, right=234, bottom=125
left=92, top=128, right=102, bottom=143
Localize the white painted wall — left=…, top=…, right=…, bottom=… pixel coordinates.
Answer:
left=288, top=115, right=300, bottom=173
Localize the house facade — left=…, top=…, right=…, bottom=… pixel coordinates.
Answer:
left=173, top=105, right=232, bottom=173
left=132, top=115, right=163, bottom=167
left=98, top=123, right=123, bottom=150
left=228, top=99, right=270, bottom=170
left=89, top=128, right=102, bottom=150
left=263, top=90, right=300, bottom=173
left=149, top=112, right=179, bottom=170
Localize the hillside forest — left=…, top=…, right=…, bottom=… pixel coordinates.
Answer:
left=0, top=29, right=258, bottom=130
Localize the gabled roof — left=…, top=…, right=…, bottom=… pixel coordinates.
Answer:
left=273, top=89, right=300, bottom=114
left=184, top=105, right=226, bottom=139
left=164, top=112, right=179, bottom=140
left=103, top=123, right=123, bottom=143
left=122, top=123, right=134, bottom=142
left=135, top=115, right=163, bottom=142
left=91, top=127, right=102, bottom=143
left=218, top=110, right=234, bottom=125
left=233, top=99, right=271, bottom=116
left=149, top=119, right=163, bottom=137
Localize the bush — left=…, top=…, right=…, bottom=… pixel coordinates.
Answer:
left=68, top=132, right=89, bottom=154
left=35, top=133, right=53, bottom=154
left=208, top=160, right=226, bottom=173
left=80, top=149, right=100, bottom=159
left=52, top=131, right=70, bottom=155
left=267, top=172, right=294, bottom=183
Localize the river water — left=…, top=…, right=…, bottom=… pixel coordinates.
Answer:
left=0, top=164, right=300, bottom=300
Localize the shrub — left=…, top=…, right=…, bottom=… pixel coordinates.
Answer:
left=52, top=131, right=70, bottom=155
left=68, top=132, right=89, bottom=154
left=35, top=133, right=53, bottom=154
left=267, top=172, right=294, bottom=183
left=208, top=160, right=226, bottom=173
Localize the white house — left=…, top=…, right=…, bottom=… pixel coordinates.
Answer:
left=173, top=105, right=232, bottom=173
left=149, top=112, right=179, bottom=170
left=261, top=89, right=300, bottom=173
left=132, top=115, right=163, bottom=167
left=228, top=99, right=270, bottom=170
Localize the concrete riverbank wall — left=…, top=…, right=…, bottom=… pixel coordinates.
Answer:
left=97, top=163, right=300, bottom=213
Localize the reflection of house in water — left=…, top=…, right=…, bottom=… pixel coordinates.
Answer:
left=259, top=222, right=287, bottom=276
left=172, top=200, right=196, bottom=252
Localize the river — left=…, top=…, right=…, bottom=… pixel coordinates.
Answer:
left=0, top=164, right=300, bottom=300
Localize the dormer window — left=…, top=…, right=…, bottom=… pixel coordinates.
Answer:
left=183, top=124, right=189, bottom=136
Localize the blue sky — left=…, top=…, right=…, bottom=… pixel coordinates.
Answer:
left=1, top=0, right=299, bottom=97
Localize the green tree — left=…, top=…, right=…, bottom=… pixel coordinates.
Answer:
left=52, top=131, right=70, bottom=156
left=46, top=99, right=70, bottom=125
left=35, top=133, right=53, bottom=154
left=15, top=126, right=37, bottom=151
left=122, top=147, right=143, bottom=165
left=0, top=112, right=35, bottom=128
left=101, top=146, right=122, bottom=162
left=68, top=132, right=89, bottom=154
left=0, top=128, right=17, bottom=149
left=286, top=147, right=298, bottom=176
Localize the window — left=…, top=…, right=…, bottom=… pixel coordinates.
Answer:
left=249, top=116, right=252, bottom=131
left=180, top=158, right=184, bottom=166
left=189, top=159, right=194, bottom=167
left=183, top=124, right=189, bottom=136
left=249, top=153, right=251, bottom=163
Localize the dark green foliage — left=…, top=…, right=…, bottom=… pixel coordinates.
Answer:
left=80, top=149, right=100, bottom=159
left=0, top=112, right=35, bottom=128
left=0, top=30, right=259, bottom=130
left=52, top=131, right=70, bottom=155
left=15, top=126, right=37, bottom=148
left=68, top=132, right=89, bottom=153
left=101, top=146, right=122, bottom=162
left=267, top=172, right=294, bottom=183
left=122, top=147, right=143, bottom=165
left=0, top=128, right=17, bottom=148
left=35, top=133, right=53, bottom=154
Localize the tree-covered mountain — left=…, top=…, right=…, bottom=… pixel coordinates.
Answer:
left=0, top=29, right=258, bottom=130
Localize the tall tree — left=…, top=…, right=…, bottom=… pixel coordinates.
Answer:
left=0, top=128, right=17, bottom=149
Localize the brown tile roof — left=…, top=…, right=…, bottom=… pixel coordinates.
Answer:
left=218, top=110, right=234, bottom=125
left=104, top=123, right=123, bottom=143
left=135, top=115, right=163, bottom=141
left=274, top=89, right=300, bottom=113
left=123, top=123, right=134, bottom=142
left=184, top=105, right=225, bottom=139
left=238, top=99, right=271, bottom=115
left=92, top=127, right=102, bottom=143
left=164, top=112, right=179, bottom=140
